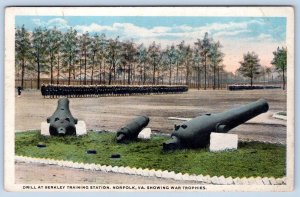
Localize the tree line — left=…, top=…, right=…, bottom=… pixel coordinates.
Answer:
left=15, top=25, right=286, bottom=90
left=15, top=26, right=228, bottom=90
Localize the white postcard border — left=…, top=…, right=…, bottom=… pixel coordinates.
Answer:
left=4, top=6, right=295, bottom=192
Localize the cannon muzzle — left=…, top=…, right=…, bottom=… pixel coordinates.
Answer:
left=47, top=98, right=78, bottom=136
left=116, top=115, right=150, bottom=143
left=163, top=99, right=269, bottom=151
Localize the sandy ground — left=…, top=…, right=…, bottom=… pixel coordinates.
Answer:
left=14, top=89, right=287, bottom=184
left=15, top=162, right=198, bottom=184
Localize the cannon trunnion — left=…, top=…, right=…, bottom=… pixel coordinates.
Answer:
left=47, top=98, right=78, bottom=136
left=163, top=99, right=269, bottom=151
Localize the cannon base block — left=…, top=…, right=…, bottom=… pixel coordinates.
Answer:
left=209, top=132, right=238, bottom=152
left=138, top=128, right=151, bottom=139
left=40, top=121, right=87, bottom=136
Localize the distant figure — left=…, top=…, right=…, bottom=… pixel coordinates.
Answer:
left=41, top=83, right=46, bottom=98
left=17, top=86, right=22, bottom=97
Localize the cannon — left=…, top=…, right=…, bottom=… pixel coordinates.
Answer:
left=163, top=99, right=269, bottom=151
left=47, top=98, right=78, bottom=136
left=116, top=116, right=150, bottom=143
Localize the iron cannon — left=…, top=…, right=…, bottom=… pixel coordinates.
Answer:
left=163, top=99, right=269, bottom=150
left=116, top=115, right=150, bottom=143
left=47, top=98, right=78, bottom=136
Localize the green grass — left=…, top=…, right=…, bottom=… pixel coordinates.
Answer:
left=15, top=131, right=286, bottom=178
left=277, top=111, right=287, bottom=116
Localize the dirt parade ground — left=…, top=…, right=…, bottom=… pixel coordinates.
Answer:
left=15, top=89, right=287, bottom=184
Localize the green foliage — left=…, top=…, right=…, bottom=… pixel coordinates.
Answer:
left=177, top=41, right=193, bottom=86
left=45, top=27, right=62, bottom=84
left=16, top=131, right=286, bottom=178
left=15, top=26, right=231, bottom=89
left=271, top=47, right=287, bottom=90
left=271, top=47, right=287, bottom=72
left=61, top=28, right=79, bottom=84
left=32, top=27, right=48, bottom=66
left=238, top=52, right=261, bottom=86
left=277, top=111, right=287, bottom=116
left=208, top=41, right=224, bottom=89
left=31, top=26, right=49, bottom=89
left=147, top=41, right=162, bottom=84
left=15, top=25, right=33, bottom=88
left=194, top=32, right=214, bottom=89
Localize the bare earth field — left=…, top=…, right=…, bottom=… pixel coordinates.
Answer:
left=15, top=89, right=287, bottom=184
left=16, top=162, right=197, bottom=184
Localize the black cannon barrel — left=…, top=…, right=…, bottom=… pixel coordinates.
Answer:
left=163, top=99, right=269, bottom=150
left=47, top=98, right=78, bottom=136
left=116, top=115, right=150, bottom=143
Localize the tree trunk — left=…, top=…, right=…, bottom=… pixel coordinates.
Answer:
left=122, top=65, right=126, bottom=85
left=169, top=64, right=172, bottom=85
left=108, top=63, right=113, bottom=85
left=204, top=55, right=207, bottom=90
left=143, top=63, right=146, bottom=85
left=186, top=62, right=189, bottom=86
left=84, top=50, right=87, bottom=85
left=50, top=57, right=53, bottom=85
left=152, top=62, right=156, bottom=85
left=113, top=61, right=116, bottom=82
left=197, top=66, right=200, bottom=90
left=217, top=66, right=220, bottom=89
left=103, top=63, right=106, bottom=84
left=57, top=53, right=60, bottom=85
left=91, top=52, right=95, bottom=85
left=21, top=58, right=25, bottom=89
left=132, top=63, right=136, bottom=85
left=282, top=68, right=285, bottom=90
left=176, top=62, right=179, bottom=85
left=213, top=64, right=216, bottom=90
left=79, top=59, right=82, bottom=85
left=127, top=64, right=131, bottom=85
left=139, top=64, right=143, bottom=85
left=37, top=61, right=40, bottom=89
left=99, top=58, right=103, bottom=84
left=68, top=56, right=71, bottom=85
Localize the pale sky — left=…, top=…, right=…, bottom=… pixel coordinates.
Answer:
left=16, top=16, right=286, bottom=73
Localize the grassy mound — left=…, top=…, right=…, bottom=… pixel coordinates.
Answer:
left=15, top=131, right=286, bottom=178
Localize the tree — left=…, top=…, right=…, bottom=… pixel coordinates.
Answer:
left=122, top=40, right=137, bottom=85
left=192, top=48, right=202, bottom=90
left=32, top=27, right=47, bottom=89
left=61, top=28, right=78, bottom=85
left=173, top=46, right=184, bottom=85
left=195, top=32, right=212, bottom=90
left=15, top=25, right=32, bottom=89
left=148, top=41, right=161, bottom=85
left=217, top=64, right=225, bottom=89
left=90, top=34, right=102, bottom=85
left=16, top=25, right=229, bottom=88
left=260, top=66, right=267, bottom=84
left=79, top=32, right=91, bottom=85
left=165, top=45, right=177, bottom=85
left=265, top=66, right=272, bottom=84
left=136, top=44, right=148, bottom=84
left=238, top=51, right=261, bottom=86
left=208, top=41, right=224, bottom=89
left=178, top=41, right=193, bottom=86
left=106, top=37, right=122, bottom=85
left=45, top=27, right=62, bottom=84
left=96, top=33, right=107, bottom=84
left=271, top=47, right=287, bottom=90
